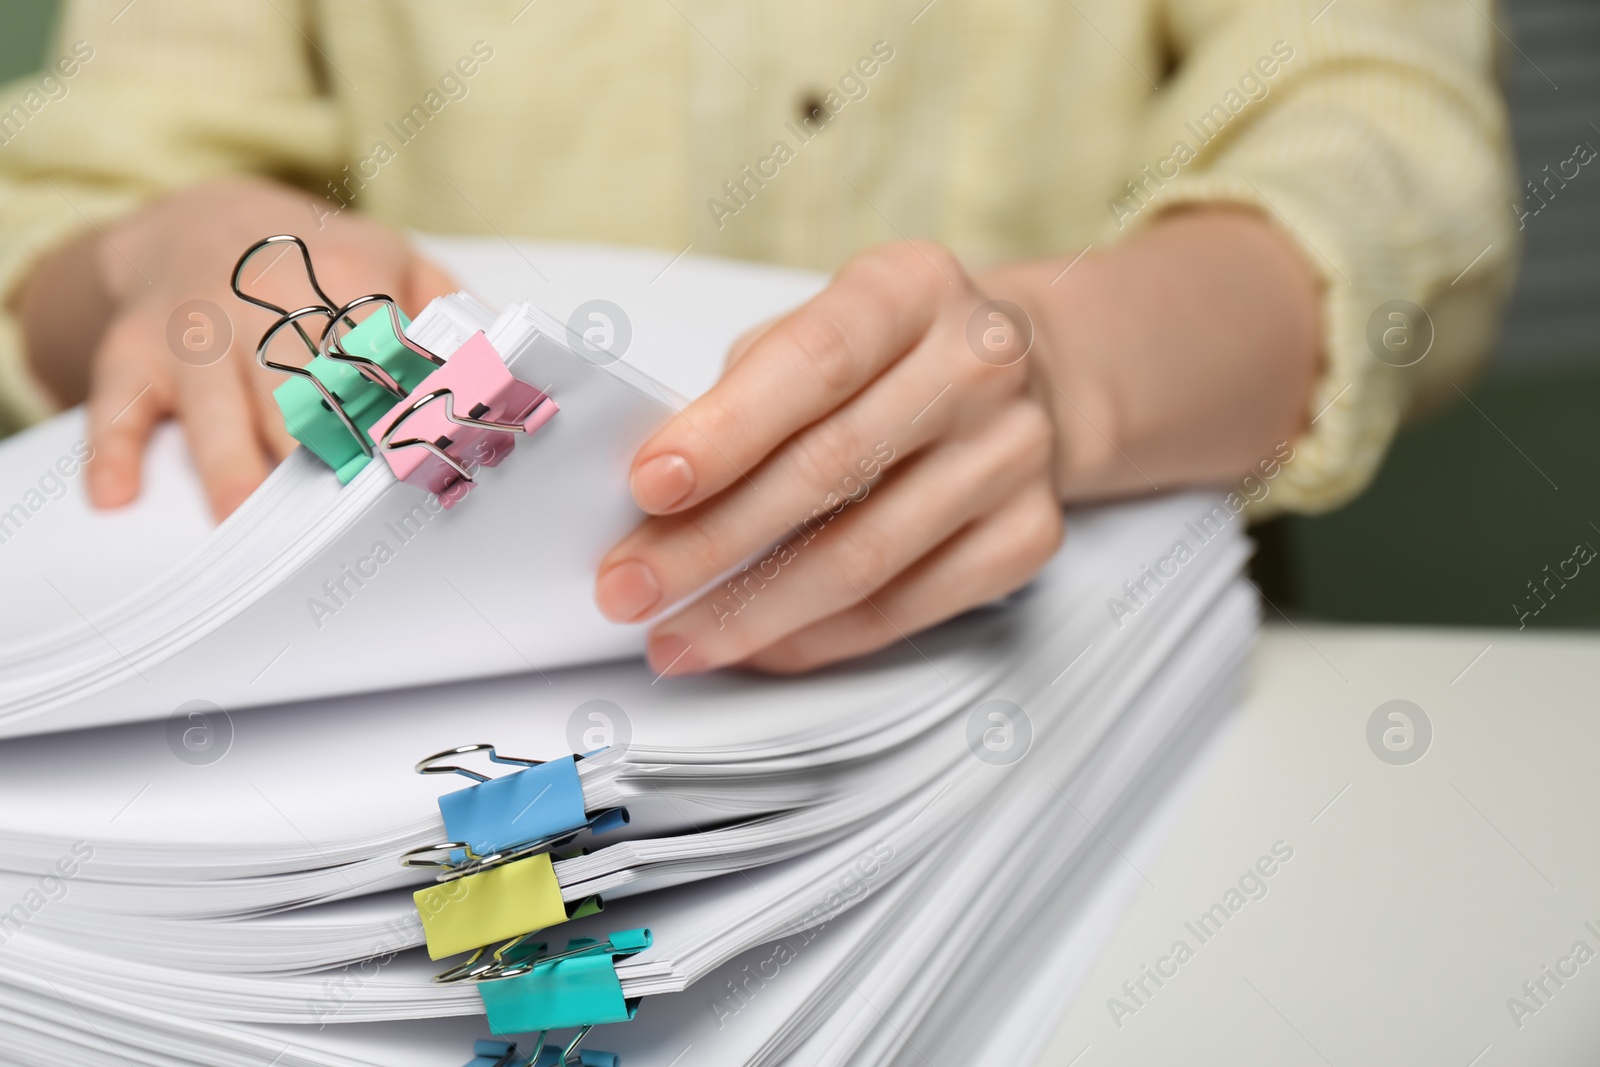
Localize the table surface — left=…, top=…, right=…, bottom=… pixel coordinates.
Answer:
left=1039, top=623, right=1600, bottom=1066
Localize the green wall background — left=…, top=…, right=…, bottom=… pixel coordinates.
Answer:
left=0, top=1, right=57, bottom=83
left=1, top=2, right=1593, bottom=631
left=1252, top=362, right=1600, bottom=630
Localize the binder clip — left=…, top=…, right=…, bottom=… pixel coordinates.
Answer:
left=232, top=235, right=444, bottom=482
left=402, top=746, right=628, bottom=960
left=368, top=330, right=558, bottom=508
left=412, top=849, right=610, bottom=961
left=526, top=1028, right=621, bottom=1067
left=462, top=1034, right=621, bottom=1067
left=469, top=928, right=652, bottom=1036
left=463, top=1039, right=529, bottom=1067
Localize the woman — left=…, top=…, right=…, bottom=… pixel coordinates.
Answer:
left=0, top=1, right=1515, bottom=674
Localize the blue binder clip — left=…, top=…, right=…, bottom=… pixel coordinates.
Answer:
left=474, top=928, right=652, bottom=1035
left=463, top=1040, right=527, bottom=1067
left=462, top=1036, right=619, bottom=1067
left=400, top=745, right=628, bottom=875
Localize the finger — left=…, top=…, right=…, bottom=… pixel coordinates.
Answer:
left=597, top=321, right=1001, bottom=621
left=285, top=233, right=413, bottom=315
left=234, top=304, right=302, bottom=465
left=234, top=298, right=313, bottom=465
left=640, top=401, right=1055, bottom=674
left=628, top=241, right=959, bottom=515
left=722, top=314, right=780, bottom=371
left=173, top=356, right=275, bottom=520
left=404, top=253, right=460, bottom=311
left=84, top=327, right=172, bottom=509
left=743, top=486, right=1065, bottom=674
left=247, top=366, right=299, bottom=463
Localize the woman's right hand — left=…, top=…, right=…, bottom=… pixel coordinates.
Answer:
left=18, top=176, right=456, bottom=519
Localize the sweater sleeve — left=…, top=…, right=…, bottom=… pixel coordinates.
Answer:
left=1108, top=0, right=1517, bottom=514
left=0, top=0, right=341, bottom=435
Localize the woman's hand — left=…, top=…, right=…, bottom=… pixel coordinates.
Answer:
left=18, top=176, right=456, bottom=519
left=594, top=241, right=1065, bottom=676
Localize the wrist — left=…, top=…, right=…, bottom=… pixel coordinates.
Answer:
left=981, top=207, right=1321, bottom=504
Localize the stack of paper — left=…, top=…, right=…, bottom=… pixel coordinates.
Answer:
left=0, top=241, right=1257, bottom=1066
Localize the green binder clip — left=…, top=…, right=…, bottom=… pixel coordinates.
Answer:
left=273, top=296, right=441, bottom=481
left=474, top=927, right=651, bottom=1035
left=232, top=236, right=444, bottom=482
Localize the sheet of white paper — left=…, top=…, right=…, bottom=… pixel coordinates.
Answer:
left=0, top=417, right=213, bottom=636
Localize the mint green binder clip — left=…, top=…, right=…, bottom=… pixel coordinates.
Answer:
left=476, top=928, right=652, bottom=1035
left=232, top=235, right=443, bottom=483
left=272, top=298, right=439, bottom=482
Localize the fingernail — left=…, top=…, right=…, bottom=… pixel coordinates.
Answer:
left=595, top=559, right=662, bottom=622
left=631, top=453, right=695, bottom=513
left=647, top=633, right=703, bottom=677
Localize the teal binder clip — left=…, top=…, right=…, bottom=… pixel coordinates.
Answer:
left=476, top=928, right=652, bottom=1035
left=232, top=236, right=445, bottom=482
left=276, top=296, right=442, bottom=482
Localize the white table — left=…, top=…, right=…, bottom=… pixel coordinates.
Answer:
left=1040, top=624, right=1600, bottom=1066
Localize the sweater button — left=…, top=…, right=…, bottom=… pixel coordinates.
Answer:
left=797, top=91, right=828, bottom=125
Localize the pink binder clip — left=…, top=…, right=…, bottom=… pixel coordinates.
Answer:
left=369, top=331, right=558, bottom=508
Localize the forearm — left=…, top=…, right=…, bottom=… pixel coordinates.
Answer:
left=984, top=207, right=1320, bottom=503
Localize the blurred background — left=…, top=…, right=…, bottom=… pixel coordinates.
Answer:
left=1, top=0, right=1595, bottom=629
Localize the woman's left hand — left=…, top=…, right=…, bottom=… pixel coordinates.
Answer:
left=593, top=240, right=1064, bottom=676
